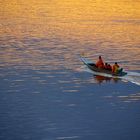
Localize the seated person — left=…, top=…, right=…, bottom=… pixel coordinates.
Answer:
left=104, top=63, right=112, bottom=71
left=96, top=56, right=104, bottom=68
left=112, top=62, right=120, bottom=73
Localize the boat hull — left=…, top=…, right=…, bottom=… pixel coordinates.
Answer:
left=81, top=57, right=127, bottom=77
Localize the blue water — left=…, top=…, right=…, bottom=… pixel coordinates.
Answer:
left=1, top=0, right=140, bottom=140
left=0, top=65, right=140, bottom=140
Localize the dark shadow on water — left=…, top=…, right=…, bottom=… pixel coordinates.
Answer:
left=93, top=75, right=120, bottom=84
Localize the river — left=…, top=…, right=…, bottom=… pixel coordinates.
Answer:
left=0, top=0, right=140, bottom=140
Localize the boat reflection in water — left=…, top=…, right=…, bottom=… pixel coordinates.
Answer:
left=94, top=75, right=119, bottom=84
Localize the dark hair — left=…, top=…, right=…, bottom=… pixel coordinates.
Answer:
left=115, top=62, right=117, bottom=64
left=99, top=56, right=102, bottom=59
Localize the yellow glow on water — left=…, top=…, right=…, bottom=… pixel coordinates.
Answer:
left=1, top=0, right=139, bottom=19
left=1, top=0, right=139, bottom=37
left=0, top=0, right=140, bottom=70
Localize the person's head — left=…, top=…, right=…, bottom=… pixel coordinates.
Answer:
left=115, top=62, right=117, bottom=65
left=99, top=56, right=102, bottom=59
left=105, top=63, right=108, bottom=65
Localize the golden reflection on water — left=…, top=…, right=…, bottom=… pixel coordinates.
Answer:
left=0, top=0, right=140, bottom=70
left=1, top=0, right=139, bottom=19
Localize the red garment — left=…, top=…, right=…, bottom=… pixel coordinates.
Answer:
left=104, top=64, right=112, bottom=71
left=107, top=64, right=112, bottom=71
left=96, top=58, right=104, bottom=68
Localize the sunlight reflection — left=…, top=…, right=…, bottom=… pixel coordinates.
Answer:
left=0, top=0, right=140, bottom=71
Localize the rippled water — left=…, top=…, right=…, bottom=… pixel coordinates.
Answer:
left=0, top=0, right=140, bottom=140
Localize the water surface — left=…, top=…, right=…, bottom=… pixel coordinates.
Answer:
left=0, top=0, right=140, bottom=140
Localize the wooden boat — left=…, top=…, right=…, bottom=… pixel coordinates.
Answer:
left=81, top=57, right=127, bottom=77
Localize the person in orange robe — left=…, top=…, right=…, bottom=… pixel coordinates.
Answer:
left=96, top=56, right=104, bottom=68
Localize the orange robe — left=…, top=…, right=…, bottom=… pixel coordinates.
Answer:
left=96, top=59, right=104, bottom=68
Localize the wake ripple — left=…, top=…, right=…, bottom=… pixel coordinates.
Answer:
left=122, top=71, right=140, bottom=86
left=81, top=66, right=140, bottom=86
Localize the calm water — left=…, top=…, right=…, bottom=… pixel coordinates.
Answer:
left=0, top=0, right=140, bottom=140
